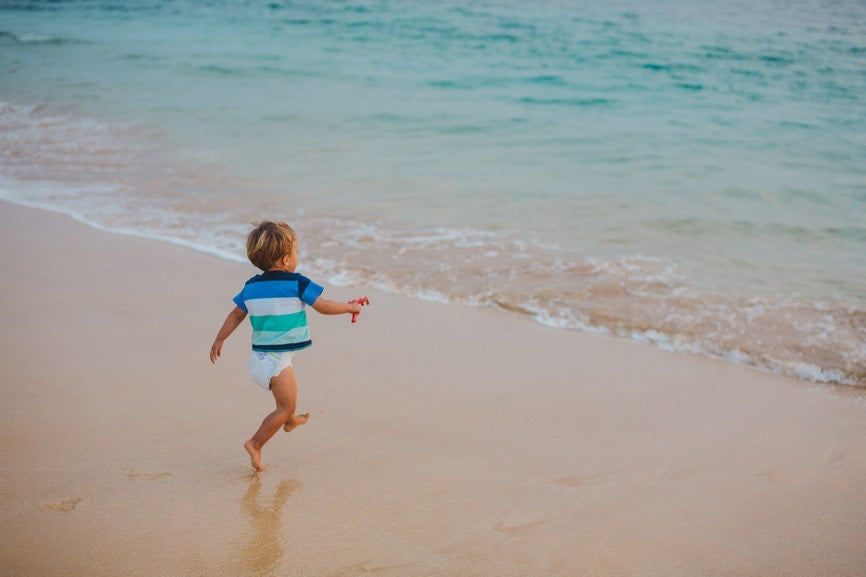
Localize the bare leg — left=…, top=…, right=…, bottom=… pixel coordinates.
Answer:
left=244, top=365, right=307, bottom=472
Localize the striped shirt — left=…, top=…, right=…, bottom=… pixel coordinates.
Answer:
left=232, top=271, right=324, bottom=352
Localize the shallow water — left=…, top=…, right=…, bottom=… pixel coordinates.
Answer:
left=1, top=0, right=864, bottom=384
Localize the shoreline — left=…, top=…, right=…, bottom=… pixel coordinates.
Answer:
left=0, top=192, right=860, bottom=390
left=1, top=201, right=864, bottom=576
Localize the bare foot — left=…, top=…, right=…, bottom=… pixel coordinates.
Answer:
left=244, top=439, right=265, bottom=472
left=283, top=412, right=310, bottom=433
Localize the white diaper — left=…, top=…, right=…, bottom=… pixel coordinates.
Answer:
left=248, top=350, right=295, bottom=390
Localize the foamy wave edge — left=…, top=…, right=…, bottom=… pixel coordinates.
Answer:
left=0, top=192, right=247, bottom=265
left=308, top=253, right=863, bottom=389
left=1, top=191, right=861, bottom=390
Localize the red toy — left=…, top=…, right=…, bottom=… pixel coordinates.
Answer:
left=348, top=297, right=370, bottom=323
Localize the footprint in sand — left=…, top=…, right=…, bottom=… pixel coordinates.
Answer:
left=760, top=468, right=784, bottom=483
left=495, top=517, right=549, bottom=537
left=41, top=497, right=83, bottom=512
left=331, top=560, right=410, bottom=575
left=126, top=470, right=171, bottom=481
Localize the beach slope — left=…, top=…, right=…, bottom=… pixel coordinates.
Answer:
left=1, top=202, right=864, bottom=576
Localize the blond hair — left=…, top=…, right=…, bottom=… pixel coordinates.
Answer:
left=246, top=221, right=297, bottom=271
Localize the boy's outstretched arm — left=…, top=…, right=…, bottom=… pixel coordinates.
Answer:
left=312, top=297, right=363, bottom=317
left=210, top=306, right=247, bottom=363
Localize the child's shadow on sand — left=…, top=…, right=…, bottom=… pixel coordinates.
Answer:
left=233, top=476, right=302, bottom=575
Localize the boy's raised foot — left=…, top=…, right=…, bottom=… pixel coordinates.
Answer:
left=283, top=412, right=310, bottom=433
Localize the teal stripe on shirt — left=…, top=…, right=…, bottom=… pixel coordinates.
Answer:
left=251, top=327, right=311, bottom=347
left=249, top=310, right=308, bottom=333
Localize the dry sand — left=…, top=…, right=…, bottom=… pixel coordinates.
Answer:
left=1, top=201, right=864, bottom=576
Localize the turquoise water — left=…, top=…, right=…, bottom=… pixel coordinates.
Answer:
left=1, top=0, right=865, bottom=385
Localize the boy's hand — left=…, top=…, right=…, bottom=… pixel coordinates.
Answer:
left=348, top=302, right=363, bottom=321
left=210, top=340, right=223, bottom=364
left=348, top=297, right=370, bottom=323
left=210, top=306, right=247, bottom=364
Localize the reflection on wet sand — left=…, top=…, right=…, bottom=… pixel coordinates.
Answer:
left=231, top=476, right=301, bottom=576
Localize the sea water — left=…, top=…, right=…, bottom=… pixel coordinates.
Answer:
left=1, top=0, right=864, bottom=385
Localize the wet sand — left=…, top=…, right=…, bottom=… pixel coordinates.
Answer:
left=1, top=201, right=864, bottom=576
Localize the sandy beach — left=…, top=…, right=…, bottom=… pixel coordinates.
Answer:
left=1, top=201, right=864, bottom=576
